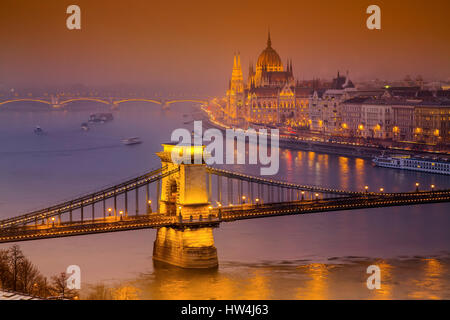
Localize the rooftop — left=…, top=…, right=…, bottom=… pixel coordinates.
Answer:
left=343, top=96, right=450, bottom=107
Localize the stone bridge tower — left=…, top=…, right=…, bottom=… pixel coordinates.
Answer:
left=153, top=143, right=218, bottom=268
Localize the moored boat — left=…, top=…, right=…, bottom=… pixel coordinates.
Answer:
left=372, top=154, right=450, bottom=175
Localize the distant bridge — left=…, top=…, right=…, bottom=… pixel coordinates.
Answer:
left=0, top=97, right=209, bottom=109
left=0, top=144, right=448, bottom=268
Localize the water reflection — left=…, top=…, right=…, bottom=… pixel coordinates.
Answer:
left=355, top=158, right=365, bottom=188
left=295, top=263, right=330, bottom=299
left=371, top=260, right=393, bottom=300
left=409, top=258, right=445, bottom=299
left=81, top=255, right=450, bottom=300
left=338, top=157, right=349, bottom=190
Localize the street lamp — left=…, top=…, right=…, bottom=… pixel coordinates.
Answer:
left=255, top=198, right=260, bottom=205
left=415, top=182, right=419, bottom=192
left=108, top=208, right=112, bottom=216
left=431, top=184, right=435, bottom=192
left=301, top=191, right=305, bottom=200
left=364, top=185, right=369, bottom=193
left=315, top=193, right=319, bottom=201
left=379, top=188, right=384, bottom=193
left=147, top=200, right=152, bottom=214
left=242, top=196, right=246, bottom=204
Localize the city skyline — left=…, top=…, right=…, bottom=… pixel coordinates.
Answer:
left=1, top=0, right=450, bottom=94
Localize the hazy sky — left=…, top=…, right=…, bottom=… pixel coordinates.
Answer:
left=1, top=0, right=449, bottom=94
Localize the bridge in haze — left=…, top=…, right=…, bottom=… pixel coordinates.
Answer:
left=0, top=144, right=449, bottom=268
left=0, top=96, right=209, bottom=109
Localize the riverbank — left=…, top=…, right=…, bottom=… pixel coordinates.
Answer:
left=199, top=108, right=450, bottom=161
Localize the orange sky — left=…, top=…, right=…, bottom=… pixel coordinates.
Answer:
left=0, top=0, right=449, bottom=94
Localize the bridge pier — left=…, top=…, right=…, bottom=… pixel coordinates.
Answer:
left=161, top=101, right=170, bottom=110
left=153, top=226, right=218, bottom=268
left=153, top=143, right=218, bottom=269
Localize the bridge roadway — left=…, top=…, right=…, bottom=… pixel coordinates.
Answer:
left=0, top=189, right=449, bottom=244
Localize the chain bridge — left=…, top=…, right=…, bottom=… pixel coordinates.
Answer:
left=0, top=144, right=449, bottom=268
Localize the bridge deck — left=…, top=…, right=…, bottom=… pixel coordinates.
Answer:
left=1, top=190, right=448, bottom=244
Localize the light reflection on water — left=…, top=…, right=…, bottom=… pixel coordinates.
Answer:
left=0, top=103, right=449, bottom=299
left=86, top=256, right=450, bottom=300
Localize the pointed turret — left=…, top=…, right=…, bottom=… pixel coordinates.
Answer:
left=230, top=52, right=244, bottom=93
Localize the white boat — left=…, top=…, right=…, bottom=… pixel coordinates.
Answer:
left=373, top=154, right=450, bottom=175
left=121, top=137, right=142, bottom=145
left=81, top=123, right=89, bottom=131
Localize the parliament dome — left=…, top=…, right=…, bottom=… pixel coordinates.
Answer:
left=256, top=33, right=283, bottom=71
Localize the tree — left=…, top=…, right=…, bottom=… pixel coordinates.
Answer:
left=8, top=245, right=24, bottom=291
left=32, top=275, right=51, bottom=298
left=0, top=249, right=11, bottom=289
left=18, top=258, right=40, bottom=294
left=50, top=272, right=78, bottom=299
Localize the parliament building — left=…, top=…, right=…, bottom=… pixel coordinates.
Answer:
left=225, top=33, right=310, bottom=127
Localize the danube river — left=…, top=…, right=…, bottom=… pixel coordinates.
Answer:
left=0, top=102, right=449, bottom=299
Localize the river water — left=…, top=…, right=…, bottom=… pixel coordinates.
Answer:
left=0, top=102, right=449, bottom=299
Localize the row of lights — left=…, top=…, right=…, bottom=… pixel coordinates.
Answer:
left=104, top=200, right=154, bottom=217
left=415, top=182, right=435, bottom=192
left=205, top=191, right=321, bottom=209
left=363, top=183, right=437, bottom=193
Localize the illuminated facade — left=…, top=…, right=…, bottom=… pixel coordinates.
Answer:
left=392, top=105, right=415, bottom=141
left=414, top=103, right=450, bottom=144
left=360, top=103, right=393, bottom=139
left=226, top=33, right=311, bottom=127
left=309, top=72, right=357, bottom=133
left=341, top=98, right=450, bottom=143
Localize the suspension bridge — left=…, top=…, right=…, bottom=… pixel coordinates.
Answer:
left=0, top=144, right=449, bottom=268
